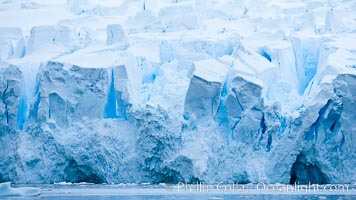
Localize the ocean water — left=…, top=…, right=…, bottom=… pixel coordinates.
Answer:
left=4, top=195, right=355, bottom=200
left=2, top=184, right=355, bottom=200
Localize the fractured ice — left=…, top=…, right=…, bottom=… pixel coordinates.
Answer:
left=0, top=0, right=355, bottom=184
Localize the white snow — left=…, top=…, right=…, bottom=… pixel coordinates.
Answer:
left=193, top=59, right=230, bottom=83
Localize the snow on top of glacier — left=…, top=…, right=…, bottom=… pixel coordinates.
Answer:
left=328, top=35, right=356, bottom=52
left=202, top=18, right=255, bottom=38
left=326, top=49, right=356, bottom=74
left=0, top=0, right=354, bottom=115
left=242, top=31, right=288, bottom=50
left=235, top=44, right=277, bottom=75
left=87, top=0, right=128, bottom=7
left=0, top=27, right=22, bottom=40
left=266, top=0, right=306, bottom=9
left=231, top=58, right=257, bottom=77
left=55, top=45, right=123, bottom=68
left=0, top=2, right=75, bottom=33
left=47, top=48, right=115, bottom=69
left=128, top=40, right=161, bottom=63
left=130, top=29, right=237, bottom=42
left=193, top=59, right=229, bottom=83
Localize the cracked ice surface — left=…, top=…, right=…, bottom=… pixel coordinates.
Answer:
left=0, top=0, right=355, bottom=184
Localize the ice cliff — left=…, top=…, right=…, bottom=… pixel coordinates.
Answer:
left=0, top=0, right=355, bottom=184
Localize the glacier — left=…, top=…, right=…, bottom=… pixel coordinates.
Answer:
left=0, top=0, right=355, bottom=185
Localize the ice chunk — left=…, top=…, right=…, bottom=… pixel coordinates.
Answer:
left=184, top=59, right=229, bottom=121
left=299, top=12, right=316, bottom=33
left=31, top=61, right=110, bottom=127
left=324, top=10, right=346, bottom=34
left=0, top=27, right=23, bottom=60
left=0, top=65, right=23, bottom=132
left=0, top=182, right=40, bottom=196
left=196, top=0, right=247, bottom=20
left=105, top=63, right=138, bottom=119
left=142, top=0, right=159, bottom=13
left=232, top=44, right=278, bottom=99
left=0, top=28, right=22, bottom=41
left=67, top=0, right=91, bottom=15
left=291, top=34, right=323, bottom=95
left=147, top=60, right=191, bottom=118
left=129, top=40, right=161, bottom=63
left=158, top=5, right=200, bottom=31
left=215, top=69, right=264, bottom=131
left=27, top=25, right=82, bottom=57
left=0, top=40, right=12, bottom=61
left=125, top=10, right=160, bottom=33
left=106, top=24, right=126, bottom=45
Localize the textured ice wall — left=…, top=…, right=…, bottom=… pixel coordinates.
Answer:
left=0, top=0, right=355, bottom=184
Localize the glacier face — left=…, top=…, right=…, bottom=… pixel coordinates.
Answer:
left=0, top=0, right=355, bottom=184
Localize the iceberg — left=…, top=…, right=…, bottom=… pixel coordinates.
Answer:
left=0, top=182, right=40, bottom=196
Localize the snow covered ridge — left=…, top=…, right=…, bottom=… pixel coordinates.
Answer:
left=0, top=0, right=355, bottom=185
